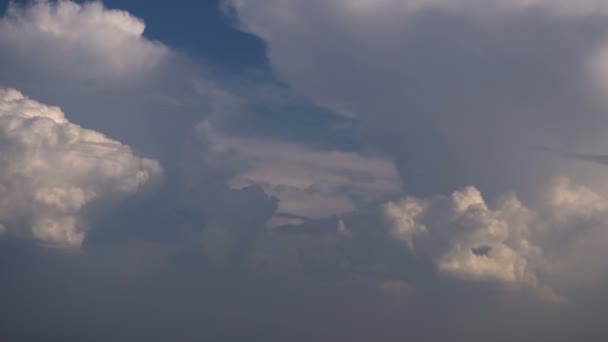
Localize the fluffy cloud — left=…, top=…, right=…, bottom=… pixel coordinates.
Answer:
left=384, top=197, right=428, bottom=251
left=0, top=0, right=169, bottom=79
left=384, top=177, right=608, bottom=300
left=0, top=0, right=279, bottom=264
left=384, top=186, right=539, bottom=286
left=0, top=88, right=161, bottom=247
left=0, top=0, right=219, bottom=167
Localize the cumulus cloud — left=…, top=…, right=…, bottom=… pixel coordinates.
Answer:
left=384, top=186, right=540, bottom=287
left=384, top=197, right=428, bottom=251
left=384, top=177, right=608, bottom=300
left=0, top=0, right=221, bottom=167
left=0, top=0, right=284, bottom=266
left=0, top=88, right=161, bottom=247
left=0, top=0, right=169, bottom=79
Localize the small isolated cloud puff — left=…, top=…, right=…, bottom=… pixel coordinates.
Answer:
left=0, top=0, right=169, bottom=79
left=0, top=88, right=161, bottom=247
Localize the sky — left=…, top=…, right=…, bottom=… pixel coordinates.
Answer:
left=2, top=0, right=608, bottom=341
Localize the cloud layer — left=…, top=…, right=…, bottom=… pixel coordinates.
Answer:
left=216, top=132, right=400, bottom=224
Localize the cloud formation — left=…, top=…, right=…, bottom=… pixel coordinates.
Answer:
left=0, top=0, right=169, bottom=79
left=384, top=177, right=608, bottom=301
left=228, top=0, right=608, bottom=306
left=7, top=0, right=608, bottom=340
left=0, top=88, right=161, bottom=247
left=0, top=0, right=222, bottom=168
left=228, top=0, right=608, bottom=200
left=217, top=133, right=401, bottom=224
left=385, top=186, right=540, bottom=285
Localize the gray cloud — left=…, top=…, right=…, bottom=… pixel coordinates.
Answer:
left=227, top=0, right=608, bottom=201
left=566, top=152, right=608, bottom=166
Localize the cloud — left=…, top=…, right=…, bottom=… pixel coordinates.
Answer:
left=0, top=0, right=169, bottom=79
left=383, top=197, right=428, bottom=251
left=0, top=0, right=278, bottom=266
left=384, top=177, right=608, bottom=301
left=0, top=0, right=223, bottom=167
left=336, top=219, right=352, bottom=238
left=0, top=88, right=161, bottom=247
left=566, top=152, right=608, bottom=166
left=379, top=279, right=412, bottom=298
left=228, top=0, right=608, bottom=300
left=227, top=0, right=608, bottom=200
left=384, top=186, right=540, bottom=287
left=213, top=132, right=401, bottom=223
left=8, top=1, right=608, bottom=340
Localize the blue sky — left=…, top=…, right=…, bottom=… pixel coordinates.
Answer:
left=2, top=1, right=608, bottom=341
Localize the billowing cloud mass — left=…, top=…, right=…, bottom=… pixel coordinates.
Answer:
left=227, top=0, right=608, bottom=200
left=228, top=0, right=608, bottom=301
left=384, top=177, right=608, bottom=301
left=0, top=0, right=220, bottom=166
left=384, top=186, right=540, bottom=286
left=0, top=0, right=169, bottom=79
left=7, top=0, right=608, bottom=340
left=0, top=88, right=161, bottom=247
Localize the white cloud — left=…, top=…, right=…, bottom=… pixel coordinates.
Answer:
left=384, top=178, right=608, bottom=299
left=436, top=191, right=539, bottom=285
left=0, top=0, right=216, bottom=166
left=384, top=187, right=540, bottom=287
left=0, top=88, right=161, bottom=247
left=384, top=197, right=428, bottom=251
left=0, top=0, right=169, bottom=79
left=0, top=0, right=280, bottom=261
